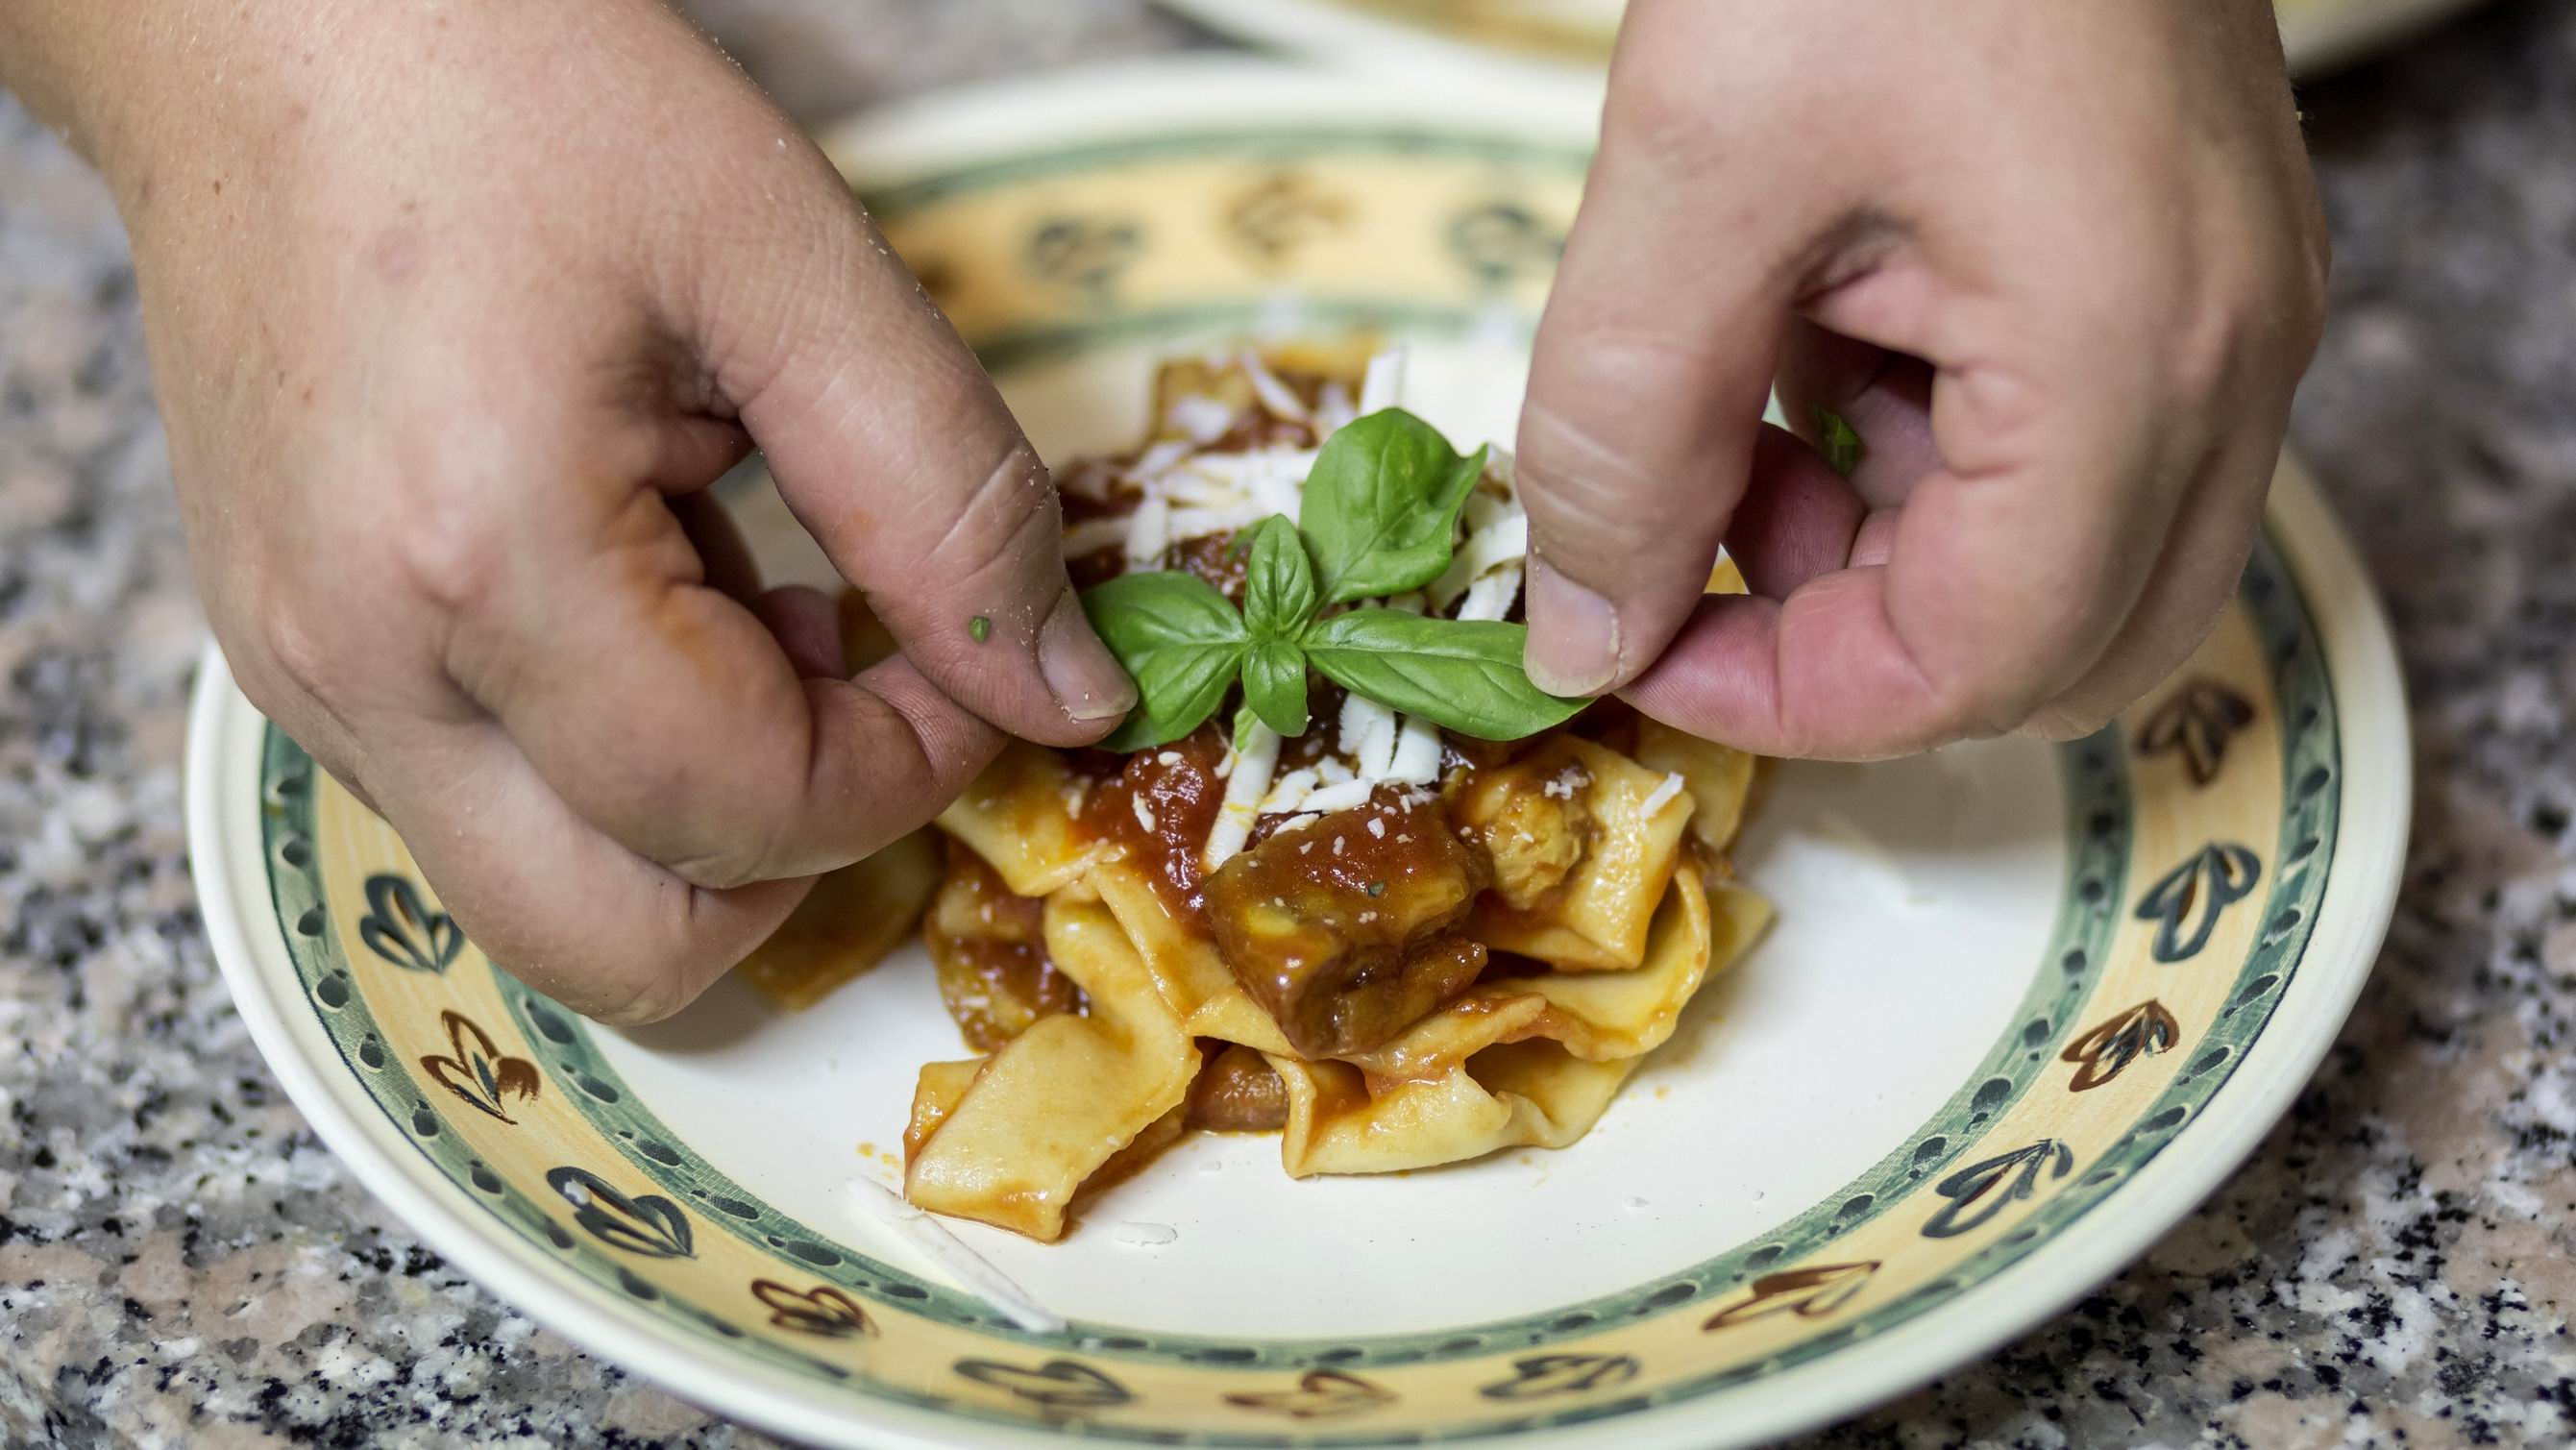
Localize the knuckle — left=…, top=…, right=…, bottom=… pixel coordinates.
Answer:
left=1517, top=400, right=1695, bottom=569
left=2022, top=700, right=2117, bottom=744
left=661, top=846, right=773, bottom=894
left=924, top=438, right=1057, bottom=587
left=1600, top=56, right=1718, bottom=172
left=378, top=433, right=509, bottom=617
left=576, top=967, right=692, bottom=1028
left=253, top=602, right=340, bottom=708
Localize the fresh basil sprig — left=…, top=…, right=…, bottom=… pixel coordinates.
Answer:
left=1078, top=406, right=1583, bottom=749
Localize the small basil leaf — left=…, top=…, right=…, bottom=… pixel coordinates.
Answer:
left=1241, top=640, right=1311, bottom=738
left=1300, top=409, right=1487, bottom=605
left=1080, top=571, right=1248, bottom=750
left=1303, top=609, right=1585, bottom=741
left=1813, top=406, right=1863, bottom=479
left=1239, top=515, right=1317, bottom=641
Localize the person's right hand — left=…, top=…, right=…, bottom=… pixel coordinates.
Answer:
left=8, top=0, right=1134, bottom=1021
left=1516, top=0, right=2329, bottom=760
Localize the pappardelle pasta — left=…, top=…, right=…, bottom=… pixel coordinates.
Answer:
left=748, top=344, right=1774, bottom=1241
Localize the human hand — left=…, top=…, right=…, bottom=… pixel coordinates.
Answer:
left=12, top=0, right=1134, bottom=1020
left=1516, top=0, right=2328, bottom=758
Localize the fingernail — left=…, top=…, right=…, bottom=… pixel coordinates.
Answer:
left=1040, top=587, right=1139, bottom=723
left=1524, top=558, right=1622, bottom=697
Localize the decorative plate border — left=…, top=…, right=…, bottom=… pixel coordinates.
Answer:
left=240, top=529, right=2333, bottom=1447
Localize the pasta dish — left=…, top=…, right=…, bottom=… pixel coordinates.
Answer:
left=741, top=344, right=1773, bottom=1241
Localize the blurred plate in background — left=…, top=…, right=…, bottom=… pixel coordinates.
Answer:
left=1160, top=0, right=2490, bottom=85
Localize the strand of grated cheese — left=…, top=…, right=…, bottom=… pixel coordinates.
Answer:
left=848, top=1178, right=1065, bottom=1335
left=1388, top=716, right=1443, bottom=782
left=1360, top=346, right=1408, bottom=414
left=1639, top=771, right=1687, bottom=820
left=1239, top=350, right=1311, bottom=423
left=1202, top=721, right=1283, bottom=870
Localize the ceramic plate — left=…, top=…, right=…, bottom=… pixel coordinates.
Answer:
left=1159, top=0, right=2489, bottom=83
left=187, top=62, right=2409, bottom=1450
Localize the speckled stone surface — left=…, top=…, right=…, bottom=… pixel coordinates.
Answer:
left=4, top=1, right=2573, bottom=1445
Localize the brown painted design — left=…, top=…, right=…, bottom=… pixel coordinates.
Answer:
left=955, top=1356, right=1133, bottom=1410
left=1702, top=1260, right=1881, bottom=1331
left=2061, top=1000, right=2182, bottom=1092
left=1477, top=1353, right=1639, bottom=1401
left=420, top=1010, right=539, bottom=1124
left=1224, top=170, right=1351, bottom=266
left=1024, top=215, right=1142, bottom=300
left=1922, top=1140, right=2075, bottom=1240
left=2138, top=679, right=2256, bottom=787
left=1224, top=1367, right=1396, bottom=1419
left=750, top=1279, right=874, bottom=1339
left=2136, top=843, right=2264, bottom=964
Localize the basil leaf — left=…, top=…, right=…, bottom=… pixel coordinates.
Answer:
left=1299, top=408, right=1487, bottom=605
left=1242, top=640, right=1310, bottom=737
left=1303, top=609, right=1585, bottom=741
left=1239, top=515, right=1317, bottom=641
left=1814, top=406, right=1863, bottom=479
left=1080, top=571, right=1247, bottom=750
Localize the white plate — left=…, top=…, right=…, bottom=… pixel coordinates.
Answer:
left=189, top=61, right=2410, bottom=1450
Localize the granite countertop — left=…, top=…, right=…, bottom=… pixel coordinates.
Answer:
left=5, top=1, right=2573, bottom=1445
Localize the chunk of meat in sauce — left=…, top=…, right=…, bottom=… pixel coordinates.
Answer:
left=1203, top=791, right=1491, bottom=1058
left=1450, top=739, right=1595, bottom=911
left=1074, top=727, right=1231, bottom=921
left=1186, top=1043, right=1288, bottom=1132
left=923, top=841, right=1084, bottom=1051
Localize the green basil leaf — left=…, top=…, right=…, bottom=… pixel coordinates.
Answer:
left=1300, top=408, right=1487, bottom=605
left=1241, top=639, right=1310, bottom=737
left=1239, top=515, right=1317, bottom=641
left=1080, top=571, right=1247, bottom=750
left=1814, top=406, right=1863, bottom=479
left=1303, top=609, right=1586, bottom=741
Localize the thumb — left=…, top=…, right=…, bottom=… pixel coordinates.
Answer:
left=1517, top=30, right=1817, bottom=698
left=703, top=153, right=1135, bottom=746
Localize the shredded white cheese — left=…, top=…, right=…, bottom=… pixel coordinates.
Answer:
left=1165, top=394, right=1233, bottom=444
left=1360, top=346, right=1408, bottom=413
left=1454, top=564, right=1525, bottom=624
left=1340, top=694, right=1399, bottom=778
left=1640, top=771, right=1687, bottom=819
left=1132, top=796, right=1158, bottom=835
left=848, top=1178, right=1064, bottom=1335
left=1259, top=767, right=1321, bottom=816
left=1389, top=716, right=1443, bottom=784
left=1060, top=516, right=1130, bottom=561
left=1313, top=381, right=1358, bottom=435
left=1203, top=721, right=1282, bottom=870
left=1132, top=437, right=1194, bottom=480
left=1239, top=350, right=1310, bottom=423
left=1124, top=495, right=1172, bottom=567
left=1293, top=779, right=1375, bottom=815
